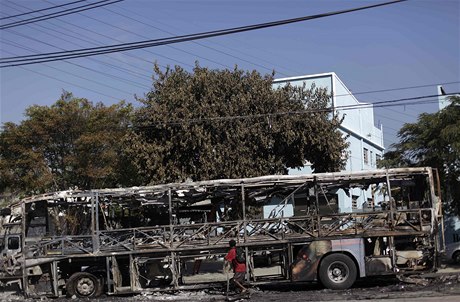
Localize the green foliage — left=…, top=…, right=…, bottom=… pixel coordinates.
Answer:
left=1, top=65, right=349, bottom=201
left=380, top=96, right=460, bottom=214
left=0, top=93, right=137, bottom=196
left=126, top=64, right=348, bottom=184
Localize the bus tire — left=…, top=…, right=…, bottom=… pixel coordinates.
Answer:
left=318, top=253, right=357, bottom=290
left=453, top=251, right=460, bottom=264
left=66, top=272, right=102, bottom=298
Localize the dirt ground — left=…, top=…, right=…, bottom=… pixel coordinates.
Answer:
left=1, top=263, right=460, bottom=302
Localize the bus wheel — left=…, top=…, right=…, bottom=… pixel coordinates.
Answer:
left=453, top=251, right=460, bottom=264
left=66, top=272, right=102, bottom=298
left=319, top=253, right=357, bottom=290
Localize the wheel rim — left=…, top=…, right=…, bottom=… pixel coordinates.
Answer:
left=76, top=276, right=96, bottom=296
left=454, top=252, right=460, bottom=263
left=327, top=261, right=349, bottom=284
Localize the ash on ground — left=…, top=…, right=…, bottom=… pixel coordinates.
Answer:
left=1, top=273, right=459, bottom=302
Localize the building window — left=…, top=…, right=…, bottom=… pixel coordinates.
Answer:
left=367, top=198, right=374, bottom=209
left=376, top=154, right=382, bottom=164
left=363, top=148, right=369, bottom=164
left=370, top=151, right=374, bottom=166
left=352, top=197, right=358, bottom=209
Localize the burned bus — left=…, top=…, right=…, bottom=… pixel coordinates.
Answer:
left=0, top=167, right=444, bottom=298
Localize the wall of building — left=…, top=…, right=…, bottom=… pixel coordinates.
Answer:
left=271, top=72, right=385, bottom=214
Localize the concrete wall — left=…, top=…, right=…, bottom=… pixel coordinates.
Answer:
left=271, top=72, right=385, bottom=214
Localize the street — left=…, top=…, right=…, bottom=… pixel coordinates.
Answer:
left=2, top=265, right=459, bottom=302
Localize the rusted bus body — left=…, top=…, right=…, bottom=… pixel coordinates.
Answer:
left=0, top=167, right=444, bottom=297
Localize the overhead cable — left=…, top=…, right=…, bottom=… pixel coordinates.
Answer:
left=101, top=5, right=286, bottom=75
left=3, top=28, right=150, bottom=89
left=0, top=0, right=123, bottom=30
left=135, top=92, right=458, bottom=127
left=0, top=0, right=87, bottom=20
left=0, top=0, right=407, bottom=67
left=1, top=1, right=165, bottom=81
left=2, top=47, right=135, bottom=96
left=335, top=81, right=460, bottom=97
left=1, top=93, right=455, bottom=141
left=105, top=3, right=301, bottom=75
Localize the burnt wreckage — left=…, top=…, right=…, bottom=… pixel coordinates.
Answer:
left=0, top=167, right=445, bottom=298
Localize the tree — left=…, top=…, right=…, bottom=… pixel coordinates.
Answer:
left=379, top=96, right=460, bottom=214
left=125, top=64, right=348, bottom=184
left=0, top=92, right=138, bottom=197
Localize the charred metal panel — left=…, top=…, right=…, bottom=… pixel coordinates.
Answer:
left=291, top=240, right=332, bottom=281
left=365, top=256, right=392, bottom=275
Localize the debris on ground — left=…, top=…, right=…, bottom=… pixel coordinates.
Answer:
left=396, top=275, right=431, bottom=286
left=1, top=273, right=459, bottom=301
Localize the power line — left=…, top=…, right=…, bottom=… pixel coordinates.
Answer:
left=336, top=81, right=460, bottom=98
left=2, top=30, right=149, bottom=91
left=107, top=2, right=302, bottom=76
left=0, top=0, right=87, bottom=20
left=6, top=5, right=458, bottom=100
left=6, top=9, right=460, bottom=98
left=0, top=0, right=407, bottom=67
left=0, top=55, right=124, bottom=101
left=361, top=92, right=458, bottom=108
left=340, top=78, right=424, bottom=117
left=44, top=0, right=200, bottom=69
left=2, top=0, right=405, bottom=63
left=4, top=0, right=282, bottom=76
left=3, top=5, right=457, bottom=109
left=377, top=103, right=419, bottom=120
left=338, top=81, right=459, bottom=121
left=2, top=93, right=455, bottom=141
left=100, top=5, right=286, bottom=75
left=2, top=47, right=135, bottom=97
left=0, top=0, right=123, bottom=29
left=4, top=0, right=184, bottom=72
left=375, top=112, right=414, bottom=127
left=0, top=5, right=155, bottom=82
left=40, top=0, right=222, bottom=69
left=135, top=93, right=457, bottom=128
left=2, top=1, right=163, bottom=82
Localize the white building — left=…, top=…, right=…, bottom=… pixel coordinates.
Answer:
left=265, top=72, right=385, bottom=216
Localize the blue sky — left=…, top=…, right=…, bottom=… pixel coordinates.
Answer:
left=1, top=0, right=459, bottom=148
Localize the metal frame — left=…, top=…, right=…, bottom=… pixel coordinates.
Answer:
left=0, top=167, right=444, bottom=297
